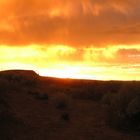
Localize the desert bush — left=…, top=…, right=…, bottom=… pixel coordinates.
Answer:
left=107, top=82, right=140, bottom=131
left=126, top=96, right=140, bottom=130
left=35, top=93, right=49, bottom=100
left=0, top=111, right=18, bottom=125
left=51, top=92, right=72, bottom=110
left=0, top=94, right=26, bottom=139
left=101, top=92, right=116, bottom=106
left=61, top=112, right=70, bottom=121
left=0, top=78, right=11, bottom=93
left=56, top=101, right=67, bottom=109
left=0, top=110, right=25, bottom=140
left=70, top=88, right=89, bottom=100
left=28, top=90, right=49, bottom=100
left=127, top=96, right=140, bottom=116
left=71, top=88, right=104, bottom=101
left=0, top=75, right=32, bottom=93
left=0, top=70, right=39, bottom=88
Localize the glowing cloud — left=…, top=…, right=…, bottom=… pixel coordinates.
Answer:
left=0, top=1, right=140, bottom=80
left=0, top=44, right=139, bottom=80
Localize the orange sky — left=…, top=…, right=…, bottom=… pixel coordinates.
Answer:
left=0, top=0, right=140, bottom=80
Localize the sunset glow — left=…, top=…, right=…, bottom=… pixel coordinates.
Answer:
left=0, top=0, right=140, bottom=80
left=0, top=44, right=139, bottom=80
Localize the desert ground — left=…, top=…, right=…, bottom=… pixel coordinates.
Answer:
left=0, top=70, right=140, bottom=140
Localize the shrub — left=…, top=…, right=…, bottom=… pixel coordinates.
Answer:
left=28, top=91, right=49, bottom=101
left=0, top=78, right=11, bottom=93
left=35, top=93, right=49, bottom=100
left=126, top=96, right=140, bottom=130
left=0, top=110, right=25, bottom=140
left=61, top=112, right=70, bottom=121
left=56, top=101, right=67, bottom=110
left=51, top=92, right=72, bottom=110
left=71, top=85, right=106, bottom=101
left=107, top=82, right=140, bottom=131
left=101, top=92, right=116, bottom=106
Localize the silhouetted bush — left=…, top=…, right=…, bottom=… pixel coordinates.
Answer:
left=61, top=112, right=70, bottom=121
left=106, top=82, right=140, bottom=131
left=51, top=92, right=72, bottom=110
left=0, top=78, right=11, bottom=93
left=126, top=96, right=140, bottom=130
left=56, top=101, right=67, bottom=110
left=101, top=92, right=116, bottom=106
left=28, top=91, right=49, bottom=101
left=71, top=87, right=104, bottom=101
left=0, top=110, right=25, bottom=140
left=35, top=93, right=49, bottom=100
left=0, top=93, right=25, bottom=140
left=0, top=70, right=39, bottom=88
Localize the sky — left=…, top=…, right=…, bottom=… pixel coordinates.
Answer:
left=0, top=0, right=140, bottom=80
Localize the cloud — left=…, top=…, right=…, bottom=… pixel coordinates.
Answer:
left=117, top=48, right=140, bottom=56
left=0, top=44, right=140, bottom=80
left=0, top=0, right=140, bottom=46
left=116, top=48, right=140, bottom=64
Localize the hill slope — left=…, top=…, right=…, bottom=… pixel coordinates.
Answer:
left=0, top=70, right=140, bottom=140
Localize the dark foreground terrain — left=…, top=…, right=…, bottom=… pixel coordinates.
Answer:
left=0, top=70, right=140, bottom=140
